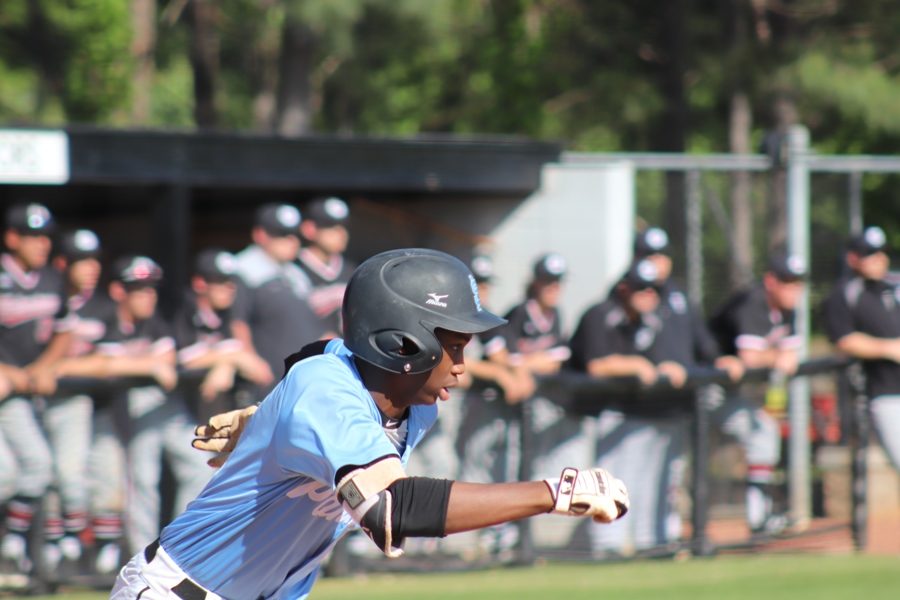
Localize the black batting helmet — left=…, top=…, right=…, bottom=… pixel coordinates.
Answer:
left=342, top=248, right=507, bottom=374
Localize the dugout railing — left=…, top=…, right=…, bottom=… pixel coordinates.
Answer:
left=519, top=354, right=866, bottom=564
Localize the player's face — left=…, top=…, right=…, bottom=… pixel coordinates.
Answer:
left=69, top=257, right=101, bottom=292
left=406, top=329, right=471, bottom=407
left=768, top=278, right=804, bottom=310
left=206, top=279, right=237, bottom=310
left=7, top=232, right=52, bottom=270
left=262, top=232, right=301, bottom=263
left=534, top=280, right=562, bottom=309
left=315, top=224, right=348, bottom=255
left=851, top=251, right=889, bottom=281
left=124, top=285, right=158, bottom=320
left=627, top=286, right=660, bottom=314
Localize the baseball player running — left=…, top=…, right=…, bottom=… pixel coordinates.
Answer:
left=110, top=248, right=629, bottom=600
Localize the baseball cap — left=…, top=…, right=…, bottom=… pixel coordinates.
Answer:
left=304, top=197, right=349, bottom=228
left=847, top=226, right=887, bottom=256
left=633, top=227, right=669, bottom=258
left=469, top=255, right=495, bottom=284
left=532, top=253, right=567, bottom=282
left=194, top=249, right=238, bottom=282
left=254, top=203, right=301, bottom=237
left=5, top=203, right=55, bottom=235
left=621, top=259, right=659, bottom=290
left=767, top=254, right=807, bottom=282
left=110, top=255, right=163, bottom=286
left=57, top=229, right=101, bottom=262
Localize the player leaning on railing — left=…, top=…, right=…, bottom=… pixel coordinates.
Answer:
left=111, top=248, right=629, bottom=600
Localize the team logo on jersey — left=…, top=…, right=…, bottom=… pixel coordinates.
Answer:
left=668, top=291, right=687, bottom=314
left=425, top=292, right=449, bottom=308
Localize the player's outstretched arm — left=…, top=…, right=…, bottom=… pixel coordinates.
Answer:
left=337, top=459, right=628, bottom=558
left=447, top=467, right=628, bottom=533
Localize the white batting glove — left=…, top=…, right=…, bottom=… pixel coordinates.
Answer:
left=192, top=405, right=258, bottom=467
left=545, top=467, right=629, bottom=523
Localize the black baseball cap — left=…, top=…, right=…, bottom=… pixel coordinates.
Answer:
left=633, top=227, right=669, bottom=258
left=110, top=255, right=163, bottom=286
left=254, top=203, right=301, bottom=237
left=532, top=252, right=567, bottom=282
left=194, top=249, right=238, bottom=282
left=57, top=229, right=101, bottom=262
left=767, top=254, right=808, bottom=282
left=621, top=259, right=659, bottom=290
left=469, top=255, right=495, bottom=284
left=847, top=226, right=887, bottom=256
left=5, top=203, right=55, bottom=235
left=304, top=197, right=349, bottom=228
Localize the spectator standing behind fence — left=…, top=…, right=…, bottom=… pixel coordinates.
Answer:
left=707, top=254, right=808, bottom=535
left=452, top=254, right=535, bottom=558
left=296, top=197, right=356, bottom=338
left=0, top=203, right=70, bottom=578
left=569, top=260, right=699, bottom=557
left=231, top=204, right=324, bottom=392
left=172, top=249, right=273, bottom=426
left=93, top=256, right=211, bottom=558
left=822, top=226, right=900, bottom=473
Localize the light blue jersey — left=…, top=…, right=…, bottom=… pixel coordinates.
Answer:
left=159, top=339, right=437, bottom=599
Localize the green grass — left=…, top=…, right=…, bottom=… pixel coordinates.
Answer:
left=23, top=554, right=900, bottom=600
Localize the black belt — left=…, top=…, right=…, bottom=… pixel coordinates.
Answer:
left=144, top=539, right=210, bottom=600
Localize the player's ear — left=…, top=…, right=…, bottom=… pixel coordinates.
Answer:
left=191, top=275, right=208, bottom=294
left=109, top=281, right=125, bottom=301
left=299, top=220, right=317, bottom=241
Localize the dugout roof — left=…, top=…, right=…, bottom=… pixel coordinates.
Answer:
left=1, top=127, right=561, bottom=314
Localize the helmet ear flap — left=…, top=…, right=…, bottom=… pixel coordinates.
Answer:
left=370, top=330, right=441, bottom=374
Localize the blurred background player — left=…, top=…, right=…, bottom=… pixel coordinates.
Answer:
left=708, top=253, right=808, bottom=535
left=37, top=229, right=110, bottom=577
left=631, top=227, right=744, bottom=381
left=297, top=197, right=356, bottom=338
left=231, top=203, right=324, bottom=393
left=451, top=253, right=535, bottom=559
left=0, top=203, right=69, bottom=577
left=93, top=256, right=211, bottom=559
left=173, top=249, right=273, bottom=423
left=504, top=253, right=572, bottom=377
left=568, top=259, right=692, bottom=557
left=822, top=227, right=900, bottom=474
left=46, top=230, right=129, bottom=576
left=488, top=253, right=572, bottom=556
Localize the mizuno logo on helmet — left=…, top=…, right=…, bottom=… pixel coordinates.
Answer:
left=425, top=292, right=449, bottom=308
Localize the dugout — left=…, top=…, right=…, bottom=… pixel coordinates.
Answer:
left=1, top=127, right=561, bottom=316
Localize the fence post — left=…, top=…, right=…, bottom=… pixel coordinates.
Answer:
left=685, top=170, right=703, bottom=307
left=786, top=125, right=812, bottom=526
left=690, top=386, right=714, bottom=556
left=846, top=364, right=869, bottom=551
left=516, top=400, right=536, bottom=565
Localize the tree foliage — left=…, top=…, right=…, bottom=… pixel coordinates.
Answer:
left=0, top=0, right=897, bottom=232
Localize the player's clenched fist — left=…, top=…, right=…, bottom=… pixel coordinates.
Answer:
left=192, top=405, right=257, bottom=467
left=544, top=467, right=629, bottom=523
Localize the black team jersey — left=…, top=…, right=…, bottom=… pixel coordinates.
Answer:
left=295, top=248, right=356, bottom=335
left=0, top=253, right=73, bottom=366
